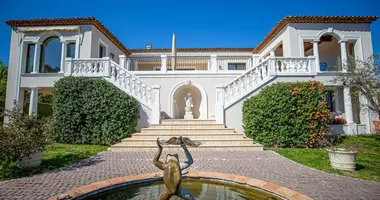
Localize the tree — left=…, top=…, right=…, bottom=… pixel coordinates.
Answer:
left=335, top=55, right=380, bottom=117
left=0, top=60, right=7, bottom=120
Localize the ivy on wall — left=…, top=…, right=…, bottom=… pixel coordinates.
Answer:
left=52, top=77, right=139, bottom=145
left=243, top=81, right=331, bottom=148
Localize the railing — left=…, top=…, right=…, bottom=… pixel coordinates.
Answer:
left=319, top=56, right=342, bottom=71
left=167, top=56, right=210, bottom=70
left=127, top=55, right=253, bottom=71
left=216, top=56, right=253, bottom=70
left=222, top=56, right=316, bottom=107
left=129, top=56, right=161, bottom=71
left=109, top=60, right=155, bottom=107
left=274, top=57, right=313, bottom=73
left=65, top=58, right=110, bottom=77
left=65, top=57, right=159, bottom=111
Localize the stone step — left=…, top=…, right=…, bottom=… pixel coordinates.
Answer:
left=161, top=119, right=217, bottom=125
left=121, top=138, right=254, bottom=145
left=110, top=143, right=263, bottom=152
left=141, top=128, right=235, bottom=134
left=149, top=124, right=225, bottom=128
left=130, top=133, right=245, bottom=140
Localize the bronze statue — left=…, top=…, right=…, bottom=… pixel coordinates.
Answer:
left=153, top=137, right=197, bottom=200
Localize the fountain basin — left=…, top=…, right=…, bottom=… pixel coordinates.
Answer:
left=48, top=171, right=312, bottom=200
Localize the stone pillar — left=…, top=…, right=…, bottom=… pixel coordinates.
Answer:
left=210, top=55, right=218, bottom=72
left=29, top=87, right=39, bottom=116
left=161, top=55, right=167, bottom=72
left=60, top=40, right=67, bottom=73
left=215, top=85, right=225, bottom=124
left=31, top=42, right=41, bottom=74
left=151, top=85, right=161, bottom=124
left=126, top=58, right=131, bottom=71
left=119, top=55, right=126, bottom=69
left=64, top=58, right=73, bottom=76
left=343, top=86, right=357, bottom=134
left=340, top=40, right=348, bottom=72
left=313, top=40, right=320, bottom=72
left=270, top=48, right=276, bottom=56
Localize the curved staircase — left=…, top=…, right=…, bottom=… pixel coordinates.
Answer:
left=110, top=119, right=263, bottom=152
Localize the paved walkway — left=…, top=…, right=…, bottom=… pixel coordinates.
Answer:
left=0, top=151, right=379, bottom=200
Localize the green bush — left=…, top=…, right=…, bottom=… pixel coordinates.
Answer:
left=243, top=81, right=331, bottom=148
left=23, top=102, right=53, bottom=118
left=0, top=105, right=52, bottom=166
left=52, top=77, right=139, bottom=145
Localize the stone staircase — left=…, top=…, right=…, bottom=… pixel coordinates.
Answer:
left=110, top=119, right=263, bottom=152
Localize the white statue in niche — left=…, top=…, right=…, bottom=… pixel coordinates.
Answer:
left=184, top=93, right=194, bottom=119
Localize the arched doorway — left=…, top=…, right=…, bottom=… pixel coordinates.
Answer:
left=170, top=81, right=208, bottom=119
left=317, top=34, right=342, bottom=71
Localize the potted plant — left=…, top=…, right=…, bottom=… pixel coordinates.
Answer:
left=335, top=55, right=380, bottom=133
left=0, top=105, right=52, bottom=169
left=326, top=137, right=363, bottom=171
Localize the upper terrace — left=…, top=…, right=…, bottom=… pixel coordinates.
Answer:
left=4, top=16, right=378, bottom=77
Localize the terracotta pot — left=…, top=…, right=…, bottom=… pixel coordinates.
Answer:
left=373, top=120, right=380, bottom=133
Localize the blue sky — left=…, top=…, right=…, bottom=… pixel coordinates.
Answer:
left=1, top=0, right=379, bottom=65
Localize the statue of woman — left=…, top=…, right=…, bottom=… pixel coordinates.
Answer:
left=184, top=93, right=193, bottom=114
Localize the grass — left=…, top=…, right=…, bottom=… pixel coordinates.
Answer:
left=268, top=135, right=380, bottom=182
left=0, top=143, right=107, bottom=181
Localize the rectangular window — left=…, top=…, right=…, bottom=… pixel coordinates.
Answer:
left=228, top=63, right=246, bottom=70
left=66, top=43, right=76, bottom=58
left=326, top=91, right=335, bottom=112
left=99, top=44, right=106, bottom=58
left=25, top=44, right=35, bottom=73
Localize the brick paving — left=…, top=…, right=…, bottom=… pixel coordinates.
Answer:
left=0, top=151, right=379, bottom=200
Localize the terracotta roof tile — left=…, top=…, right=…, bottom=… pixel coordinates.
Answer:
left=5, top=17, right=131, bottom=56
left=130, top=47, right=255, bottom=53
left=252, top=16, right=378, bottom=54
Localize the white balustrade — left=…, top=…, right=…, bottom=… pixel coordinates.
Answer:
left=64, top=57, right=160, bottom=124
left=223, top=57, right=316, bottom=107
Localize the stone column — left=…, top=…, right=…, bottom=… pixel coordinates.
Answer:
left=215, top=85, right=225, bottom=124
left=151, top=85, right=161, bottom=124
left=29, top=87, right=39, bottom=116
left=340, top=40, right=348, bottom=72
left=210, top=55, right=218, bottom=72
left=343, top=86, right=357, bottom=134
left=313, top=40, right=320, bottom=72
left=270, top=48, right=276, bottom=56
left=60, top=40, right=67, bottom=73
left=126, top=58, right=131, bottom=71
left=31, top=42, right=41, bottom=74
left=119, top=55, right=126, bottom=69
left=161, top=55, right=167, bottom=72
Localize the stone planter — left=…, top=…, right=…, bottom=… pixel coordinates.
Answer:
left=18, top=152, right=42, bottom=168
left=373, top=120, right=380, bottom=133
left=327, top=148, right=357, bottom=171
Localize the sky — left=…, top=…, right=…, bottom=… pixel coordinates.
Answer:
left=1, top=0, right=379, bottom=65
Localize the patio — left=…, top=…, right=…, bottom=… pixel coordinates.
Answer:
left=0, top=151, right=379, bottom=200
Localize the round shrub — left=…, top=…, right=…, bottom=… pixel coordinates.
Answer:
left=52, top=77, right=139, bottom=145
left=243, top=81, right=331, bottom=148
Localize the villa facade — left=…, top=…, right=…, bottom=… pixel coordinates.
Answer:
left=4, top=16, right=379, bottom=138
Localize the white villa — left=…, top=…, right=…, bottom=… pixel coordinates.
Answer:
left=4, top=16, right=379, bottom=151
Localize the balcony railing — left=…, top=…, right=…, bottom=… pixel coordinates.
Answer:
left=319, top=56, right=342, bottom=71
left=127, top=55, right=253, bottom=71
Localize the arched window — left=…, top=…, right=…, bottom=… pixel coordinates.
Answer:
left=40, top=37, right=61, bottom=73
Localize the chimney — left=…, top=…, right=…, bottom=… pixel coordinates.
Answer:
left=146, top=44, right=152, bottom=49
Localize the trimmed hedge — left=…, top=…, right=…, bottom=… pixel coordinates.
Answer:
left=23, top=102, right=53, bottom=118
left=52, top=77, right=139, bottom=145
left=243, top=81, right=331, bottom=148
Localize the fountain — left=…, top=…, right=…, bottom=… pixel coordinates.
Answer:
left=51, top=137, right=311, bottom=200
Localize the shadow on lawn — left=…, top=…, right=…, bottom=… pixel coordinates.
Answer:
left=0, top=153, right=105, bottom=181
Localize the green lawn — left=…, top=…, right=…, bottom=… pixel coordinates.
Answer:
left=268, top=135, right=380, bottom=182
left=0, top=143, right=107, bottom=181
